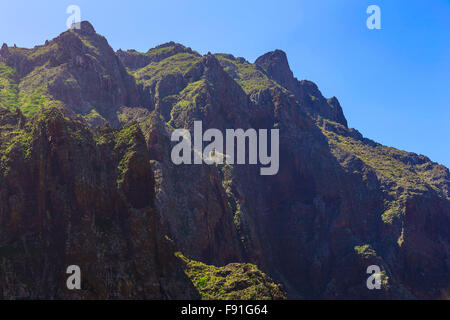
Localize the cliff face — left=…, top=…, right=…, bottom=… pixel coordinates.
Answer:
left=0, top=22, right=448, bottom=299
left=0, top=107, right=200, bottom=299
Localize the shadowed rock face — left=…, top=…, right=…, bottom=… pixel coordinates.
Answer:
left=255, top=50, right=348, bottom=128
left=0, top=108, right=199, bottom=299
left=255, top=50, right=297, bottom=90
left=0, top=22, right=448, bottom=299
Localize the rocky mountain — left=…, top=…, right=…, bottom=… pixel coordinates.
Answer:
left=0, top=21, right=448, bottom=299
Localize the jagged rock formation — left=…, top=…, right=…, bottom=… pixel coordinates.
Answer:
left=0, top=107, right=198, bottom=299
left=255, top=50, right=348, bottom=127
left=0, top=21, right=448, bottom=299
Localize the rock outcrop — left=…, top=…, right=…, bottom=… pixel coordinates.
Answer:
left=255, top=50, right=348, bottom=127
left=0, top=108, right=198, bottom=299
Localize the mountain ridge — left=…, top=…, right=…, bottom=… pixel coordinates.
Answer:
left=0, top=21, right=448, bottom=299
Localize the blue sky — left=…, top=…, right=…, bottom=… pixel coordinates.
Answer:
left=1, top=0, right=449, bottom=167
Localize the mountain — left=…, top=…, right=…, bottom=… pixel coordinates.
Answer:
left=0, top=21, right=448, bottom=299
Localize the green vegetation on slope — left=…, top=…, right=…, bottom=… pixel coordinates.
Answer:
left=322, top=123, right=442, bottom=196
left=28, top=42, right=59, bottom=59
left=18, top=86, right=58, bottom=117
left=0, top=60, right=64, bottom=117
left=0, top=129, right=32, bottom=173
left=146, top=43, right=179, bottom=59
left=215, top=54, right=275, bottom=94
left=135, top=52, right=200, bottom=83
left=114, top=122, right=144, bottom=186
left=176, top=252, right=286, bottom=300
left=0, top=62, right=19, bottom=110
left=168, top=79, right=210, bottom=123
left=0, top=108, right=80, bottom=174
left=354, top=244, right=377, bottom=258
left=320, top=119, right=449, bottom=226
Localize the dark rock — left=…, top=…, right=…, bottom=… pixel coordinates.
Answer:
left=0, top=22, right=448, bottom=300
left=256, top=50, right=348, bottom=127
left=0, top=108, right=199, bottom=299
left=73, top=20, right=96, bottom=35
left=0, top=43, right=9, bottom=57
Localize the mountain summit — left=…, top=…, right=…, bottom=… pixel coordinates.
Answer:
left=72, top=20, right=97, bottom=34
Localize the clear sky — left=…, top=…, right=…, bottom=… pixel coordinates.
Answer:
left=1, top=0, right=449, bottom=167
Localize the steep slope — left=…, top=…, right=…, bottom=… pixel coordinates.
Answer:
left=0, top=22, right=146, bottom=125
left=0, top=22, right=448, bottom=299
left=0, top=107, right=198, bottom=299
left=117, top=52, right=252, bottom=267
left=255, top=50, right=348, bottom=127
left=319, top=119, right=450, bottom=298
left=0, top=106, right=285, bottom=300
left=119, top=44, right=449, bottom=299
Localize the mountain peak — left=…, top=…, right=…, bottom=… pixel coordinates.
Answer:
left=150, top=41, right=185, bottom=51
left=71, top=20, right=96, bottom=35
left=255, top=49, right=296, bottom=90
left=256, top=49, right=288, bottom=64
left=146, top=41, right=197, bottom=58
left=326, top=96, right=348, bottom=127
left=255, top=50, right=291, bottom=73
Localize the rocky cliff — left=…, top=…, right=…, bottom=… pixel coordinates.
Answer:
left=0, top=21, right=448, bottom=299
